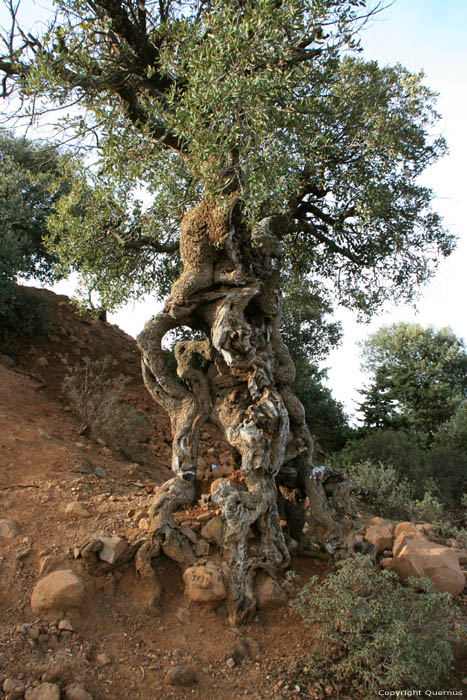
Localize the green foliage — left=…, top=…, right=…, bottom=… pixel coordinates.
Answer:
left=0, top=0, right=454, bottom=315
left=339, top=429, right=429, bottom=488
left=359, top=323, right=467, bottom=441
left=0, top=129, right=74, bottom=346
left=0, top=287, right=49, bottom=354
left=345, top=460, right=415, bottom=520
left=410, top=491, right=444, bottom=525
left=293, top=358, right=351, bottom=453
left=292, top=554, right=455, bottom=694
left=433, top=401, right=467, bottom=452
left=343, top=457, right=447, bottom=522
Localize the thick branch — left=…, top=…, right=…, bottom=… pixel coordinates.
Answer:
left=110, top=229, right=179, bottom=253
left=293, top=219, right=363, bottom=265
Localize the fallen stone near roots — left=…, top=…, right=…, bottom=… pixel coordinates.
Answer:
left=255, top=576, right=287, bottom=610
left=384, top=532, right=465, bottom=595
left=30, top=569, right=85, bottom=612
left=183, top=564, right=227, bottom=603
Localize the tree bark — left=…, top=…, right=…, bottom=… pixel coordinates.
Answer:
left=137, top=198, right=355, bottom=623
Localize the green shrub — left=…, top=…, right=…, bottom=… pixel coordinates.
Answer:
left=63, top=356, right=153, bottom=461
left=346, top=460, right=414, bottom=519
left=0, top=286, right=49, bottom=354
left=338, top=429, right=429, bottom=491
left=410, top=491, right=444, bottom=524
left=426, top=446, right=467, bottom=505
left=347, top=460, right=446, bottom=523
left=292, top=554, right=455, bottom=694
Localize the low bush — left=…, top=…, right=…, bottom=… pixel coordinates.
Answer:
left=0, top=286, right=49, bottom=354
left=63, top=356, right=128, bottom=436
left=347, top=460, right=445, bottom=523
left=346, top=460, right=414, bottom=519
left=96, top=402, right=152, bottom=462
left=338, top=429, right=429, bottom=492
left=63, top=356, right=153, bottom=461
left=292, top=554, right=455, bottom=695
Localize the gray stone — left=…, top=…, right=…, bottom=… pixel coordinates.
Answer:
left=94, top=466, right=107, bottom=478
left=31, top=569, right=85, bottom=612
left=97, top=536, right=129, bottom=564
left=25, top=682, right=60, bottom=700
left=195, top=539, right=210, bottom=556
left=0, top=518, right=19, bottom=537
left=200, top=516, right=224, bottom=546
left=165, top=666, right=197, bottom=686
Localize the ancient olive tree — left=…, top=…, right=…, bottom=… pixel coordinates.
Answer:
left=0, top=0, right=454, bottom=621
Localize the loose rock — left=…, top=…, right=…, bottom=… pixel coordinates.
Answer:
left=165, top=666, right=197, bottom=686
left=183, top=564, right=226, bottom=603
left=200, top=516, right=224, bottom=546
left=394, top=522, right=418, bottom=539
left=25, top=683, right=60, bottom=700
left=387, top=533, right=465, bottom=595
left=3, top=678, right=26, bottom=700
left=31, top=569, right=85, bottom=612
left=98, top=536, right=129, bottom=564
left=255, top=576, right=287, bottom=610
left=364, top=524, right=394, bottom=553
left=195, top=539, right=210, bottom=556
left=0, top=519, right=19, bottom=537
left=65, top=502, right=91, bottom=518
left=39, top=556, right=63, bottom=576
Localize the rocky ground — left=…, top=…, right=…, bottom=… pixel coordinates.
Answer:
left=0, top=288, right=466, bottom=700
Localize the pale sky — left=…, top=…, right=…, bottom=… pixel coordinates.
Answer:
left=3, top=0, right=466, bottom=423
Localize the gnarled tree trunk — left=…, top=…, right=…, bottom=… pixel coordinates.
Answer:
left=137, top=198, right=355, bottom=623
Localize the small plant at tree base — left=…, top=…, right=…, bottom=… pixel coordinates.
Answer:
left=291, top=554, right=455, bottom=695
left=63, top=356, right=129, bottom=436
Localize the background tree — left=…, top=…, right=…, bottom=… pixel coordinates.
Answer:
left=359, top=322, right=467, bottom=443
left=0, top=0, right=454, bottom=621
left=0, top=129, right=71, bottom=349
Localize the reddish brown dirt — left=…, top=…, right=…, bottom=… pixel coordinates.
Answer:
left=0, top=288, right=465, bottom=700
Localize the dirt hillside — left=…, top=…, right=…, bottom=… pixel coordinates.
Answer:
left=0, top=288, right=465, bottom=700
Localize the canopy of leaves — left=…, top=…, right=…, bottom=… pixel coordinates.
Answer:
left=0, top=128, right=74, bottom=337
left=359, top=322, right=467, bottom=441
left=0, top=0, right=455, bottom=315
left=0, top=129, right=66, bottom=290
